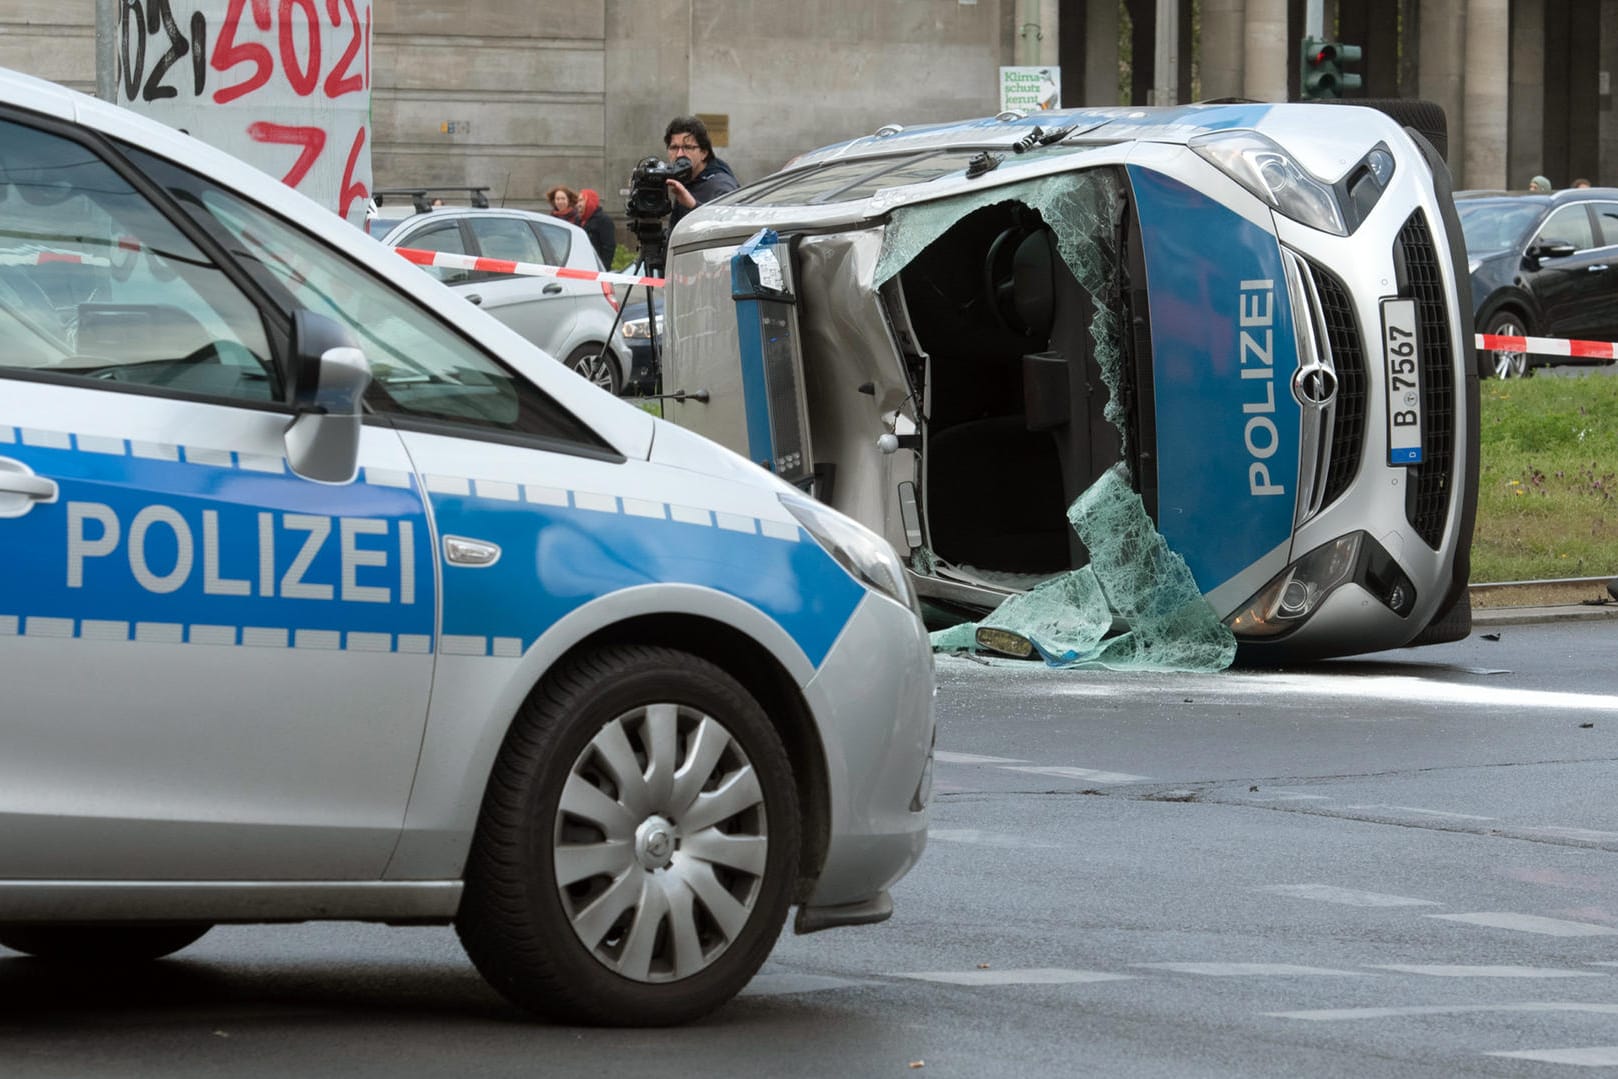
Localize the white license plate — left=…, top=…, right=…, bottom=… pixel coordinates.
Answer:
left=1381, top=298, right=1423, bottom=465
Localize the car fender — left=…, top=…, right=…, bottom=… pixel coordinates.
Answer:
left=384, top=582, right=821, bottom=880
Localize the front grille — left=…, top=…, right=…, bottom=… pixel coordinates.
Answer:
left=1396, top=210, right=1456, bottom=548
left=1308, top=264, right=1366, bottom=509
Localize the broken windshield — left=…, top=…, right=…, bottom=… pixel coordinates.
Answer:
left=876, top=169, right=1236, bottom=671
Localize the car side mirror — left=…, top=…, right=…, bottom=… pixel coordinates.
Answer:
left=283, top=310, right=372, bottom=484
left=1530, top=239, right=1577, bottom=260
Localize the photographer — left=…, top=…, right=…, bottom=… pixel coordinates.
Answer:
left=663, top=116, right=738, bottom=226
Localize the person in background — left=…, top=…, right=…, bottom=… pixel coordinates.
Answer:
left=663, top=115, right=738, bottom=227
left=1573, top=178, right=1592, bottom=189
left=547, top=185, right=580, bottom=224
left=575, top=188, right=617, bottom=268
left=1528, top=175, right=1554, bottom=193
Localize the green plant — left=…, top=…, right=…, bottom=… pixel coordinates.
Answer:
left=1472, top=373, right=1618, bottom=581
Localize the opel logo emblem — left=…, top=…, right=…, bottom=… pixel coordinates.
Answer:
left=1292, top=363, right=1339, bottom=408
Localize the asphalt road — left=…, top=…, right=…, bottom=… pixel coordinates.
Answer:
left=6, top=617, right=1618, bottom=1077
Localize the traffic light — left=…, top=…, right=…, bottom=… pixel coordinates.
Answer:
left=1300, top=37, right=1363, bottom=100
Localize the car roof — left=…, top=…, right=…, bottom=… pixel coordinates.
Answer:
left=379, top=206, right=589, bottom=246
left=787, top=100, right=1396, bottom=169
left=1455, top=187, right=1618, bottom=203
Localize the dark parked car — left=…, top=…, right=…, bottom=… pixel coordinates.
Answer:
left=617, top=290, right=664, bottom=395
left=1456, top=187, right=1618, bottom=378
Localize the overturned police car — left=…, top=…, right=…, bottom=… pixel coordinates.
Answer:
left=657, top=102, right=1480, bottom=663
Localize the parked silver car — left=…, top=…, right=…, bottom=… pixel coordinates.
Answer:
left=381, top=206, right=632, bottom=394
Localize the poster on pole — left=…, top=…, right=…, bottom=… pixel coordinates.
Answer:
left=114, top=0, right=373, bottom=228
left=999, top=66, right=1062, bottom=112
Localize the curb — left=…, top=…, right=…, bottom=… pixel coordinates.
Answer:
left=1470, top=603, right=1618, bottom=628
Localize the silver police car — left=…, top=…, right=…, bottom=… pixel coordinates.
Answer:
left=0, top=66, right=933, bottom=1025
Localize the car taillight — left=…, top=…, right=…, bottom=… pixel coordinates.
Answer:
left=601, top=281, right=619, bottom=311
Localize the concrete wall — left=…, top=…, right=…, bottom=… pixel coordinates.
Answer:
left=3, top=2, right=1612, bottom=222
left=372, top=1, right=608, bottom=214
left=603, top=0, right=1003, bottom=200
left=0, top=3, right=94, bottom=91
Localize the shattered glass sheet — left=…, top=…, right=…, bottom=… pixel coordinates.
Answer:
left=929, top=466, right=1236, bottom=672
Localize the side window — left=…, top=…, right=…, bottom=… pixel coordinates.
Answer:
left=0, top=116, right=276, bottom=400
left=467, top=217, right=546, bottom=276
left=1593, top=203, right=1618, bottom=247
left=121, top=146, right=610, bottom=450
left=397, top=221, right=473, bottom=285
left=1538, top=205, right=1596, bottom=252
left=530, top=221, right=572, bottom=266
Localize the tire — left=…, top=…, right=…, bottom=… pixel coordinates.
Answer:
left=1480, top=310, right=1532, bottom=379
left=565, top=345, right=622, bottom=395
left=455, top=645, right=800, bottom=1026
left=0, top=923, right=211, bottom=962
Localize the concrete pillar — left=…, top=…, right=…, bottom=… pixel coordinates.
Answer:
left=1419, top=0, right=1466, bottom=184
left=1463, top=0, right=1509, bottom=190
left=1201, top=0, right=1246, bottom=101
left=1040, top=0, right=1061, bottom=65
left=1509, top=0, right=1545, bottom=189
left=1602, top=1, right=1618, bottom=185
left=1153, top=0, right=1179, bottom=104
left=1085, top=0, right=1122, bottom=104
left=1243, top=0, right=1288, bottom=102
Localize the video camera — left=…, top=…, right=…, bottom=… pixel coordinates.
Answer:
left=624, top=154, right=693, bottom=274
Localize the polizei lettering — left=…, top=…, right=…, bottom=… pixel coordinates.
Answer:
left=1238, top=278, right=1285, bottom=497
left=64, top=502, right=417, bottom=604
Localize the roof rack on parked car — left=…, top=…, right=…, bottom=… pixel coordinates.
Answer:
left=373, top=186, right=492, bottom=213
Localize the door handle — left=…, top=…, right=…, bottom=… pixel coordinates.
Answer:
left=1589, top=265, right=1610, bottom=273
left=0, top=459, right=58, bottom=519
left=466, top=293, right=483, bottom=305
left=543, top=283, right=564, bottom=295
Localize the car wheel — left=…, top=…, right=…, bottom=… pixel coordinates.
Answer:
left=565, top=345, right=622, bottom=395
left=0, top=923, right=211, bottom=962
left=1481, top=312, right=1532, bottom=379
left=455, top=645, right=800, bottom=1026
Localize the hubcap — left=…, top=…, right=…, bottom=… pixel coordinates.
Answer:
left=553, top=703, right=768, bottom=983
left=572, top=352, right=615, bottom=391
left=1490, top=320, right=1527, bottom=379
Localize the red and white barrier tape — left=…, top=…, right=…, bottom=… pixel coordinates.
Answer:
left=1476, top=333, right=1618, bottom=360
left=394, top=246, right=664, bottom=288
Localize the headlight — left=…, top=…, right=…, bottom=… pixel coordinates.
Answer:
left=1226, top=533, right=1364, bottom=638
left=1190, top=130, right=1347, bottom=236
left=622, top=314, right=660, bottom=340
left=778, top=491, right=918, bottom=614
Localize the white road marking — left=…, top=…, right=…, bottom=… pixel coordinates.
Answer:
left=1207, top=672, right=1618, bottom=714
left=740, top=973, right=869, bottom=996
left=1486, top=1047, right=1618, bottom=1066
left=1269, top=1003, right=1618, bottom=1022
left=1429, top=912, right=1618, bottom=937
left=934, top=751, right=1029, bottom=765
left=894, top=968, right=1136, bottom=986
left=1003, top=765, right=1152, bottom=784
left=1370, top=965, right=1606, bottom=978
left=1516, top=825, right=1618, bottom=844
left=1257, top=884, right=1442, bottom=907
left=1244, top=792, right=1332, bottom=802
left=928, top=828, right=1059, bottom=849
left=1135, top=963, right=1372, bottom=977
left=1340, top=804, right=1497, bottom=821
